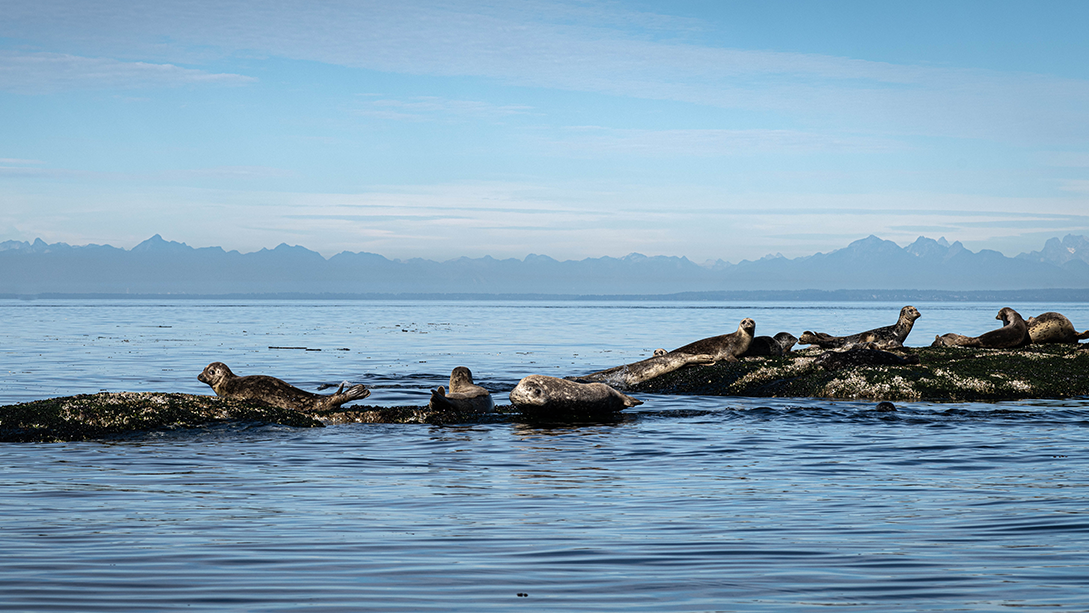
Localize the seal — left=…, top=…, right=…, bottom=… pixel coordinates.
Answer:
left=741, top=331, right=799, bottom=357
left=510, top=374, right=642, bottom=418
left=576, top=318, right=756, bottom=388
left=573, top=351, right=717, bottom=389
left=669, top=318, right=757, bottom=361
left=931, top=307, right=1030, bottom=348
left=800, top=306, right=921, bottom=349
left=1026, top=312, right=1089, bottom=344
left=197, top=362, right=370, bottom=411
left=815, top=345, right=920, bottom=371
left=428, top=366, right=495, bottom=413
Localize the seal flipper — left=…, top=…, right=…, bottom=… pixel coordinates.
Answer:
left=617, top=390, right=643, bottom=408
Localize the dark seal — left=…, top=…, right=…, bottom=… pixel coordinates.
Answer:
left=932, top=307, right=1030, bottom=349
left=510, top=374, right=642, bottom=418
left=741, top=331, right=799, bottom=357
left=428, top=366, right=495, bottom=413
left=800, top=306, right=921, bottom=349
left=197, top=362, right=370, bottom=411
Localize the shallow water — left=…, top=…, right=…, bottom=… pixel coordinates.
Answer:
left=2, top=300, right=1089, bottom=611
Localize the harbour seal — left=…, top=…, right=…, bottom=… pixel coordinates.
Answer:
left=931, top=307, right=1030, bottom=348
left=197, top=362, right=370, bottom=411
left=815, top=345, right=921, bottom=371
left=669, top=318, right=757, bottom=360
left=510, top=374, right=642, bottom=418
left=800, top=306, right=920, bottom=349
left=428, top=366, right=494, bottom=413
left=1026, top=312, right=1089, bottom=344
left=741, top=332, right=799, bottom=357
left=576, top=318, right=756, bottom=388
left=573, top=351, right=717, bottom=389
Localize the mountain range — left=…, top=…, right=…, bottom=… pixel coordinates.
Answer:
left=2, top=234, right=1088, bottom=296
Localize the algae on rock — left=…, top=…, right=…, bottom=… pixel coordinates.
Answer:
left=631, top=344, right=1089, bottom=402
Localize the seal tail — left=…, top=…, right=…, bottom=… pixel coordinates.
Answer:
left=1077, top=330, right=1089, bottom=340
left=331, top=383, right=370, bottom=405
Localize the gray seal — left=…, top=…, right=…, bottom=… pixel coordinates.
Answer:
left=1026, top=312, right=1089, bottom=344
left=197, top=362, right=370, bottom=411
left=932, top=307, right=1030, bottom=348
left=800, top=306, right=920, bottom=349
left=742, top=332, right=799, bottom=357
left=576, top=318, right=756, bottom=388
left=510, top=374, right=642, bottom=417
left=428, top=366, right=495, bottom=413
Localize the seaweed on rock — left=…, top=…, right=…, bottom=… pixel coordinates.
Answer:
left=631, top=344, right=1089, bottom=402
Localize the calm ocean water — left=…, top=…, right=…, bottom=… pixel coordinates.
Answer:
left=2, top=299, right=1089, bottom=611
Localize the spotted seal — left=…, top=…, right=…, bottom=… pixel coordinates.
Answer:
left=197, top=362, right=370, bottom=411
left=800, top=306, right=920, bottom=349
left=428, top=366, right=494, bottom=413
left=510, top=374, right=642, bottom=417
left=573, top=351, right=717, bottom=389
left=931, top=307, right=1030, bottom=348
left=741, top=332, right=799, bottom=357
left=1026, top=312, right=1089, bottom=344
left=576, top=318, right=756, bottom=388
left=669, top=318, right=757, bottom=360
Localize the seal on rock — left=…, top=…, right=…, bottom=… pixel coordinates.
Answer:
left=815, top=345, right=920, bottom=371
left=428, top=366, right=494, bottom=413
left=573, top=351, right=717, bottom=389
left=741, top=332, right=798, bottom=357
left=1026, top=312, right=1089, bottom=344
left=800, top=306, right=921, bottom=349
left=669, top=318, right=757, bottom=361
left=510, top=374, right=642, bottom=418
left=576, top=318, right=756, bottom=388
left=197, top=362, right=370, bottom=412
left=932, top=307, right=1030, bottom=348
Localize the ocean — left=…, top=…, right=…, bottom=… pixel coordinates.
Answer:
left=2, top=299, right=1088, bottom=611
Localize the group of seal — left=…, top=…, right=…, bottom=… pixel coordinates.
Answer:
left=930, top=308, right=1088, bottom=349
left=197, top=305, right=1085, bottom=418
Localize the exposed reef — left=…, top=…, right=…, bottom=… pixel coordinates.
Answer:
left=0, top=392, right=509, bottom=443
left=630, top=344, right=1089, bottom=402
left=5, top=345, right=1088, bottom=442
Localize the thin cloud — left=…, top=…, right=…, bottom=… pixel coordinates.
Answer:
left=540, top=126, right=899, bottom=156
left=0, top=51, right=255, bottom=94
left=355, top=95, right=534, bottom=122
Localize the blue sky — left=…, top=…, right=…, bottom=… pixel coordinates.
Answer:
left=2, top=0, right=1088, bottom=261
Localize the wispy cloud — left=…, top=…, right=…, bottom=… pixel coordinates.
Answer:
left=539, top=126, right=898, bottom=156
left=7, top=1, right=1088, bottom=142
left=0, top=51, right=255, bottom=94
left=354, top=95, right=534, bottom=122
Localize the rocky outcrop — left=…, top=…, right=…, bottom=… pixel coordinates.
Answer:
left=0, top=392, right=508, bottom=442
left=631, top=344, right=1089, bottom=402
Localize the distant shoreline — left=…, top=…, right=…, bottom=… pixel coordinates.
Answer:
left=3, top=289, right=1089, bottom=302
